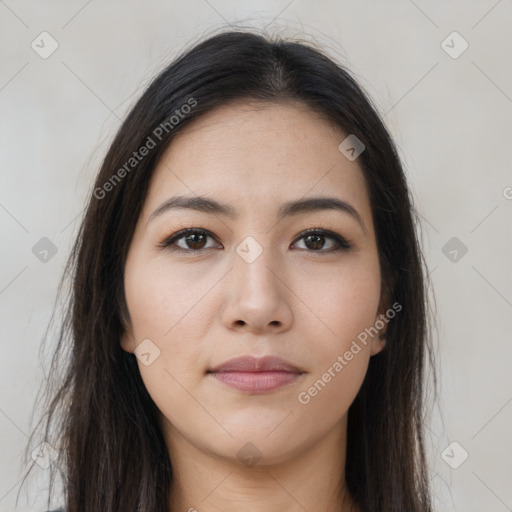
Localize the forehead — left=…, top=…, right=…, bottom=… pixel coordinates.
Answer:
left=143, top=100, right=371, bottom=222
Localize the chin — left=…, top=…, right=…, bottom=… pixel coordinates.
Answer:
left=199, top=420, right=316, bottom=466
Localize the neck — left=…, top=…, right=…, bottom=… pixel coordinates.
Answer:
left=165, top=416, right=359, bottom=512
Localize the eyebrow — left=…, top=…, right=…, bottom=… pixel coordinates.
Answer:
left=147, top=194, right=366, bottom=232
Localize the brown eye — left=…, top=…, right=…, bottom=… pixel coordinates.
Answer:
left=182, top=232, right=208, bottom=250
left=303, top=233, right=325, bottom=250
left=159, top=229, right=220, bottom=252
left=159, top=227, right=350, bottom=255
left=292, top=229, right=350, bottom=253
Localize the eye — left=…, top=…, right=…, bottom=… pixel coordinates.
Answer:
left=291, top=228, right=351, bottom=253
left=158, top=228, right=220, bottom=253
left=158, top=227, right=351, bottom=254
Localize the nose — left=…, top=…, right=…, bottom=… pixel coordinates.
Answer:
left=221, top=242, right=293, bottom=335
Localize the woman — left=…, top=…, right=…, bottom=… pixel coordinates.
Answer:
left=29, top=29, right=435, bottom=512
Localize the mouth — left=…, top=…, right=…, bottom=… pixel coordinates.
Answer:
left=207, top=355, right=305, bottom=394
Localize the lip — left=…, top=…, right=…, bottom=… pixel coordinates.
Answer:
left=209, top=355, right=303, bottom=373
left=208, top=355, right=305, bottom=393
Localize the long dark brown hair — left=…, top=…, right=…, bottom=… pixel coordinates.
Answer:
left=24, top=28, right=436, bottom=512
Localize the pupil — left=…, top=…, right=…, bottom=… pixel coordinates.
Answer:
left=306, top=234, right=323, bottom=250
left=187, top=233, right=206, bottom=249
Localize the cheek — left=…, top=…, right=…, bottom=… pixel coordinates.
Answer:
left=293, top=257, right=381, bottom=406
left=295, top=255, right=382, bottom=353
left=295, top=346, right=369, bottom=442
left=123, top=256, right=216, bottom=405
left=124, top=256, right=215, bottom=342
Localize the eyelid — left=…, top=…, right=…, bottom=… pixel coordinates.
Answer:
left=292, top=227, right=351, bottom=251
left=158, top=227, right=351, bottom=253
left=157, top=228, right=221, bottom=251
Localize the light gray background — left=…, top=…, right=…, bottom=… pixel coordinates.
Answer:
left=1, top=1, right=511, bottom=511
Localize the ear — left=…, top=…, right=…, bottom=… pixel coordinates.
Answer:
left=370, top=331, right=386, bottom=356
left=120, top=329, right=137, bottom=354
left=370, top=274, right=396, bottom=356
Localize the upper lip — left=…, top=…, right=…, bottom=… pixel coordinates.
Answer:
left=208, top=355, right=304, bottom=374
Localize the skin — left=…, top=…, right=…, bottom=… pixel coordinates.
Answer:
left=121, top=100, right=387, bottom=512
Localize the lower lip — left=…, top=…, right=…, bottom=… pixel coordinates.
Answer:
left=209, top=371, right=302, bottom=393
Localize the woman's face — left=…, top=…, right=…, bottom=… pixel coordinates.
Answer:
left=121, top=100, right=386, bottom=466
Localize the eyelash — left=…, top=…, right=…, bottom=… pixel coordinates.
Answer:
left=158, top=227, right=351, bottom=255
